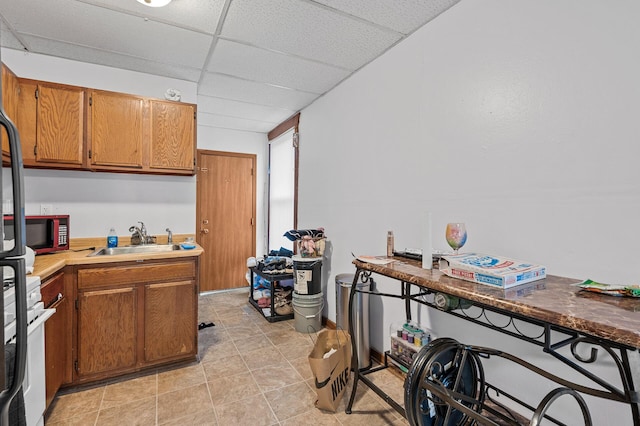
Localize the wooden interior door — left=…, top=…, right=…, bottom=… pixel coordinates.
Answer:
left=196, top=150, right=256, bottom=292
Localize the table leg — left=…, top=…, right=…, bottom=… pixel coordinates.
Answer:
left=346, top=269, right=362, bottom=414
left=404, top=281, right=412, bottom=322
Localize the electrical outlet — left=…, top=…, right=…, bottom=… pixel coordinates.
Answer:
left=40, top=204, right=53, bottom=215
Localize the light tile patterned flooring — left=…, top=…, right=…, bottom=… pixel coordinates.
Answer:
left=45, top=289, right=409, bottom=425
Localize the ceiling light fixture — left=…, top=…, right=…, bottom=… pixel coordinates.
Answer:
left=136, top=0, right=172, bottom=7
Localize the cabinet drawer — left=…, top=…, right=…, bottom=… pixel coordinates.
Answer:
left=78, top=260, right=195, bottom=290
left=41, top=273, right=65, bottom=308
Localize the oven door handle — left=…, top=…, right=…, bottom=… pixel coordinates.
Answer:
left=25, top=309, right=56, bottom=336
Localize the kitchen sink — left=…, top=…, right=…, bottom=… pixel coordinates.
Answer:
left=88, top=244, right=182, bottom=256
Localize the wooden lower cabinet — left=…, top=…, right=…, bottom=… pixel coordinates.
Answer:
left=42, top=271, right=72, bottom=409
left=74, top=257, right=198, bottom=384
left=77, top=286, right=138, bottom=378
left=44, top=295, right=68, bottom=408
left=144, top=281, right=196, bottom=362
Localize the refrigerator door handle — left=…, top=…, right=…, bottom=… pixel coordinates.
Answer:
left=0, top=109, right=25, bottom=258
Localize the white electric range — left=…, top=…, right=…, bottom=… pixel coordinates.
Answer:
left=4, top=274, right=55, bottom=426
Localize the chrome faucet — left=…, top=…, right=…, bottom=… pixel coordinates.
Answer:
left=166, top=228, right=173, bottom=244
left=129, top=221, right=151, bottom=245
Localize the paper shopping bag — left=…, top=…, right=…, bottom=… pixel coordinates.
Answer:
left=308, top=329, right=352, bottom=412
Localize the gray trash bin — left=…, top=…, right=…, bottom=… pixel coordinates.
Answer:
left=335, top=273, right=370, bottom=370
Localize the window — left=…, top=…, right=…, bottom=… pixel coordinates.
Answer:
left=267, top=113, right=299, bottom=253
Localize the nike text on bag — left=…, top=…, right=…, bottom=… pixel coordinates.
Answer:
left=308, top=329, right=352, bottom=412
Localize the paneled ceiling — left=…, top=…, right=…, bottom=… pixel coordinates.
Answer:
left=0, top=0, right=461, bottom=133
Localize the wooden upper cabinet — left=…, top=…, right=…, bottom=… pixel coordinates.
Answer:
left=1, top=63, right=20, bottom=159
left=16, top=79, right=37, bottom=164
left=37, top=83, right=85, bottom=165
left=7, top=70, right=196, bottom=175
left=17, top=79, right=85, bottom=168
left=149, top=100, right=195, bottom=174
left=88, top=90, right=145, bottom=170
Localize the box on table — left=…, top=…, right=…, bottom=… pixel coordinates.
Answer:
left=439, top=252, right=546, bottom=289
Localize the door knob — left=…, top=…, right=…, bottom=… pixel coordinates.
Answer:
left=201, top=229, right=209, bottom=234
left=202, top=219, right=209, bottom=225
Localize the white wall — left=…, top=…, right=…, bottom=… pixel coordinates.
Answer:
left=299, top=0, right=640, bottom=424
left=1, top=49, right=268, bottom=254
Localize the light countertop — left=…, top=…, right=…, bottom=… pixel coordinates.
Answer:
left=32, top=241, right=203, bottom=280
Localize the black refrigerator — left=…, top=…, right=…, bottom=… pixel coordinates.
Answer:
left=0, top=41, right=29, bottom=425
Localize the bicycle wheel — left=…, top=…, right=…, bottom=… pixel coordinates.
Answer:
left=404, top=338, right=458, bottom=426
left=406, top=340, right=485, bottom=426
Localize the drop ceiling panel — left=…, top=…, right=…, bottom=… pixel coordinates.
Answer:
left=199, top=73, right=318, bottom=111
left=198, top=112, right=277, bottom=133
left=221, top=0, right=403, bottom=70
left=80, top=0, right=225, bottom=34
left=311, top=0, right=462, bottom=35
left=198, top=95, right=295, bottom=124
left=15, top=36, right=202, bottom=82
left=206, top=39, right=350, bottom=94
left=0, top=0, right=461, bottom=133
left=1, top=0, right=212, bottom=68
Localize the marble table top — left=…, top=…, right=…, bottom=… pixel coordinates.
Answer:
left=353, top=257, right=640, bottom=350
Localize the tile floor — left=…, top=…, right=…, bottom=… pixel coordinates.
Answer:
left=44, top=289, right=409, bottom=425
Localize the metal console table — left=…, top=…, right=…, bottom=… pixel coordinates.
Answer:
left=346, top=257, right=640, bottom=425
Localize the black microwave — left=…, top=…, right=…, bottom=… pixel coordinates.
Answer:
left=3, top=215, right=69, bottom=254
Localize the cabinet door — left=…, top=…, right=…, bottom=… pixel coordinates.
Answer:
left=45, top=295, right=68, bottom=408
left=77, top=287, right=137, bottom=378
left=144, top=280, right=196, bottom=363
left=1, top=63, right=19, bottom=158
left=89, top=90, right=145, bottom=169
left=16, top=80, right=84, bottom=168
left=149, top=100, right=195, bottom=174
left=42, top=272, right=69, bottom=408
left=36, top=83, right=85, bottom=166
left=16, top=79, right=37, bottom=165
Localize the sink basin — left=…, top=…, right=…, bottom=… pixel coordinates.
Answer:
left=88, top=244, right=182, bottom=256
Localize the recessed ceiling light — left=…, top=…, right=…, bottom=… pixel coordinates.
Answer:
left=136, top=0, right=172, bottom=7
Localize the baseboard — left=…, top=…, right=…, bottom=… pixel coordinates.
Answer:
left=324, top=317, right=336, bottom=329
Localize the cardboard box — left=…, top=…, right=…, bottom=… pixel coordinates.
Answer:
left=439, top=253, right=546, bottom=289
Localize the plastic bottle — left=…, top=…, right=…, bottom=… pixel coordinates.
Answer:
left=107, top=228, right=118, bottom=248
left=386, top=231, right=394, bottom=257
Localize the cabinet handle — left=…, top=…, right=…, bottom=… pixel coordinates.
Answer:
left=49, top=293, right=65, bottom=309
